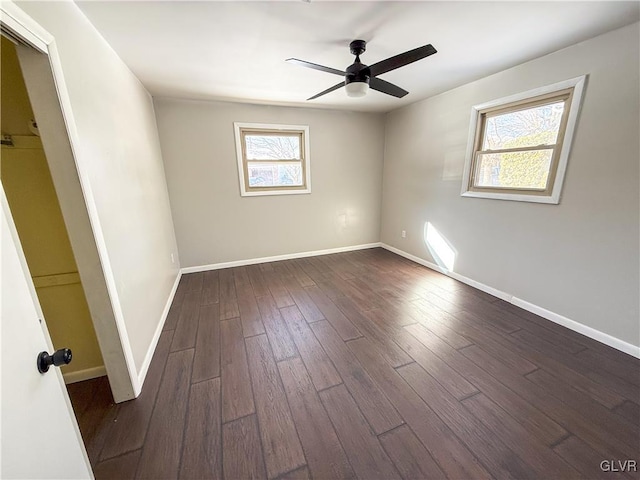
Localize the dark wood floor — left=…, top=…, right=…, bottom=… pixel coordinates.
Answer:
left=68, top=248, right=640, bottom=480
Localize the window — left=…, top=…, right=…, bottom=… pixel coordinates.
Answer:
left=461, top=76, right=585, bottom=204
left=234, top=123, right=310, bottom=196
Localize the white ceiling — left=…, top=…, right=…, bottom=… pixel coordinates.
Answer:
left=75, top=1, right=639, bottom=113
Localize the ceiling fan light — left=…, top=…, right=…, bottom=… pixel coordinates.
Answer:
left=345, top=81, right=369, bottom=98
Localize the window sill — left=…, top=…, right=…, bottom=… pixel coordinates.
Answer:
left=461, top=190, right=559, bottom=204
left=240, top=188, right=311, bottom=197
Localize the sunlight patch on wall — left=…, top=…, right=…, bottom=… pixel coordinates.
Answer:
left=335, top=208, right=360, bottom=235
left=424, top=222, right=457, bottom=272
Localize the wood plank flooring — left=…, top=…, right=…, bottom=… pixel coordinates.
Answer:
left=68, top=248, right=640, bottom=480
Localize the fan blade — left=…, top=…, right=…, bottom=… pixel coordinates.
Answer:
left=369, top=77, right=408, bottom=98
left=369, top=44, right=437, bottom=77
left=307, top=81, right=344, bottom=100
left=286, top=58, right=345, bottom=76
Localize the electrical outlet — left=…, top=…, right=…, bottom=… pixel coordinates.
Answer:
left=401, top=230, right=406, bottom=238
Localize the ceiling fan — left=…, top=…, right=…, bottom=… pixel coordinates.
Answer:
left=286, top=40, right=437, bottom=100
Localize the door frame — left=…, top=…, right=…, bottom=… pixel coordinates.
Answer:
left=1, top=1, right=138, bottom=401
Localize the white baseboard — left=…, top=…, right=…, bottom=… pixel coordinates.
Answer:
left=136, top=270, right=182, bottom=392
left=64, top=366, right=107, bottom=384
left=181, top=243, right=382, bottom=274
left=381, top=243, right=512, bottom=302
left=511, top=297, right=640, bottom=359
left=381, top=243, right=640, bottom=359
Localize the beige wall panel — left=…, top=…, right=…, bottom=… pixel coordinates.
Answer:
left=1, top=141, right=104, bottom=376
left=36, top=282, right=104, bottom=375
left=0, top=36, right=34, bottom=136
left=1, top=141, right=77, bottom=276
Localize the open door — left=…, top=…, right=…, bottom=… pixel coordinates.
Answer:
left=1, top=186, right=93, bottom=478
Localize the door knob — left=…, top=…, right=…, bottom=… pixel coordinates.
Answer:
left=37, top=348, right=72, bottom=373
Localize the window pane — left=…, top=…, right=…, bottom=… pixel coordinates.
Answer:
left=245, top=134, right=301, bottom=160
left=474, top=149, right=553, bottom=189
left=247, top=163, right=303, bottom=187
left=482, top=101, right=565, bottom=150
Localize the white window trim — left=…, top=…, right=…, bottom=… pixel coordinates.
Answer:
left=233, top=122, right=311, bottom=197
left=460, top=75, right=586, bottom=204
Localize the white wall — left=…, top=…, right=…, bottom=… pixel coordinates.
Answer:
left=14, top=1, right=180, bottom=376
left=381, top=23, right=639, bottom=348
left=155, top=98, right=385, bottom=267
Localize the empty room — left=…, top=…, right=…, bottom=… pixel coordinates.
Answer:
left=1, top=1, right=638, bottom=479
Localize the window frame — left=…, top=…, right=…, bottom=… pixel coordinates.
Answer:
left=460, top=75, right=586, bottom=204
left=233, top=122, right=311, bottom=197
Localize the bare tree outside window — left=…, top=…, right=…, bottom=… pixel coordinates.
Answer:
left=234, top=123, right=310, bottom=196
left=245, top=134, right=303, bottom=187
left=245, top=135, right=301, bottom=160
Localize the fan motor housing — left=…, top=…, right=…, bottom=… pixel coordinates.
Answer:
left=345, top=64, right=370, bottom=85
left=349, top=39, right=367, bottom=56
